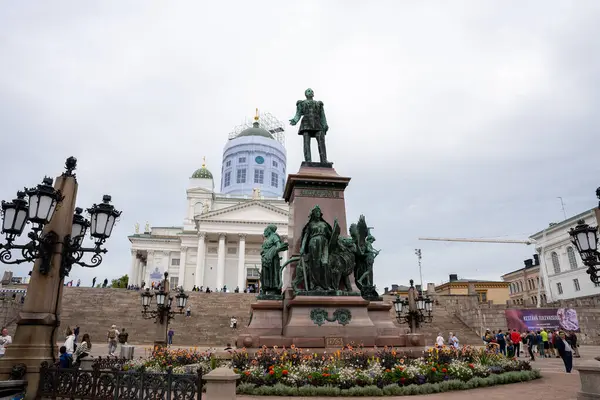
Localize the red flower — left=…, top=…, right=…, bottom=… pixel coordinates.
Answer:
left=469, top=363, right=474, bottom=369
left=269, top=370, right=275, bottom=375
left=244, top=371, right=250, bottom=376
left=431, top=367, right=437, bottom=372
left=442, top=368, right=447, bottom=373
left=282, top=370, right=288, bottom=375
left=385, top=369, right=391, bottom=373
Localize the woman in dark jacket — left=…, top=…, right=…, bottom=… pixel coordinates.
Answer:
left=555, top=331, right=574, bottom=373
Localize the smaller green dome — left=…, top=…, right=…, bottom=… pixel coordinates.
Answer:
left=191, top=157, right=213, bottom=179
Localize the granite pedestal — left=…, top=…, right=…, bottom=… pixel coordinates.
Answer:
left=237, top=162, right=420, bottom=348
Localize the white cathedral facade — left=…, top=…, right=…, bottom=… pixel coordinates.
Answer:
left=128, top=113, right=289, bottom=291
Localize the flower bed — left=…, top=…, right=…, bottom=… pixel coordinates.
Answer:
left=231, top=345, right=540, bottom=395
left=123, top=347, right=217, bottom=373
left=120, top=345, right=541, bottom=396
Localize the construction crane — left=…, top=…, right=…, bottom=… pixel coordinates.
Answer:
left=418, top=237, right=536, bottom=245
left=418, top=236, right=545, bottom=308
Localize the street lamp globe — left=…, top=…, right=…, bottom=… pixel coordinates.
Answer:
left=416, top=296, right=426, bottom=311
left=425, top=297, right=433, bottom=313
left=1, top=192, right=29, bottom=240
left=87, top=195, right=121, bottom=242
left=26, top=177, right=61, bottom=227
left=155, top=290, right=167, bottom=307
left=141, top=290, right=153, bottom=308
left=569, top=219, right=598, bottom=261
left=175, top=289, right=189, bottom=309
left=393, top=295, right=403, bottom=314
left=71, top=207, right=90, bottom=246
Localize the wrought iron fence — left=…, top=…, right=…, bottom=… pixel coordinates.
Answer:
left=36, top=361, right=204, bottom=400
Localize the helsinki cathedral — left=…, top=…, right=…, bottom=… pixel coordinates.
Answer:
left=128, top=111, right=289, bottom=292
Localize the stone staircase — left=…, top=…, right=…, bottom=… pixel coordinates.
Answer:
left=2, top=288, right=484, bottom=347
left=381, top=295, right=483, bottom=346
left=59, top=289, right=253, bottom=346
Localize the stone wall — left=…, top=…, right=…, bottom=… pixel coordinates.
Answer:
left=433, top=292, right=600, bottom=345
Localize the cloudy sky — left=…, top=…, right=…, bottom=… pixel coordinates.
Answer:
left=1, top=1, right=600, bottom=290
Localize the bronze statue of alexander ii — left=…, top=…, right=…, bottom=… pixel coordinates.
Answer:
left=290, top=88, right=329, bottom=165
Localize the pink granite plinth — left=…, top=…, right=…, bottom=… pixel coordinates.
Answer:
left=236, top=300, right=283, bottom=348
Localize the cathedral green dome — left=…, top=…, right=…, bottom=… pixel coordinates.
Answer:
left=191, top=157, right=213, bottom=179
left=236, top=121, right=273, bottom=139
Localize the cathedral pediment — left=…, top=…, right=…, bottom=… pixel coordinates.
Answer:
left=201, top=201, right=288, bottom=224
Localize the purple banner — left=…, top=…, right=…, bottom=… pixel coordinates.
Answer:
left=505, top=308, right=580, bottom=332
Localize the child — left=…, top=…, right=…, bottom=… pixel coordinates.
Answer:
left=506, top=340, right=515, bottom=358
left=57, top=346, right=72, bottom=368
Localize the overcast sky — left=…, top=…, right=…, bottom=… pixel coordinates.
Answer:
left=1, top=1, right=600, bottom=290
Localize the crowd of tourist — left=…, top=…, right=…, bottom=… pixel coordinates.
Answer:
left=480, top=328, right=578, bottom=373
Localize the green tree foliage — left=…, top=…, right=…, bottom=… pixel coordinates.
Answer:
left=111, top=275, right=129, bottom=288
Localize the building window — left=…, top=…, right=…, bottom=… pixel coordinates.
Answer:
left=225, top=160, right=231, bottom=167
left=557, top=282, right=563, bottom=295
left=271, top=172, right=278, bottom=187
left=246, top=268, right=260, bottom=278
left=224, top=171, right=231, bottom=187
left=170, top=276, right=179, bottom=288
left=254, top=169, right=264, bottom=184
left=171, top=259, right=180, bottom=266
left=574, top=278, right=581, bottom=291
left=567, top=246, right=578, bottom=269
left=236, top=168, right=246, bottom=184
left=477, top=291, right=487, bottom=303
left=227, top=247, right=237, bottom=255
left=551, top=252, right=561, bottom=274
left=239, top=157, right=246, bottom=163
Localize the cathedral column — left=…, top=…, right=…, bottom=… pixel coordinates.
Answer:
left=216, top=233, right=226, bottom=290
left=237, top=234, right=246, bottom=290
left=194, top=233, right=206, bottom=288
left=146, top=250, right=155, bottom=284
left=130, top=250, right=138, bottom=286
left=178, top=246, right=187, bottom=290
left=137, top=257, right=145, bottom=287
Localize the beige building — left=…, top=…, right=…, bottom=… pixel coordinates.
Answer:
left=501, top=256, right=547, bottom=306
left=434, top=274, right=510, bottom=304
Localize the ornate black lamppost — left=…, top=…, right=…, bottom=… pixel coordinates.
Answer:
left=141, top=272, right=188, bottom=347
left=0, top=158, right=120, bottom=276
left=566, top=187, right=600, bottom=284
left=393, top=279, right=433, bottom=332
left=0, top=157, right=120, bottom=392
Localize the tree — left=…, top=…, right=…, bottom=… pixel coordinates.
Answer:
left=111, top=275, right=129, bottom=288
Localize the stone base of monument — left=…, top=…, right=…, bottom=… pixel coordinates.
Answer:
left=236, top=300, right=285, bottom=348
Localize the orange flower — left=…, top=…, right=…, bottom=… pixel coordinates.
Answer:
left=269, top=370, right=275, bottom=375
left=244, top=371, right=250, bottom=376
left=282, top=370, right=288, bottom=375
left=385, top=369, right=391, bottom=373
left=431, top=367, right=437, bottom=372
left=442, top=368, right=447, bottom=373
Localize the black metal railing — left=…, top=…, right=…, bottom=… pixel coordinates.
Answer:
left=36, top=361, right=204, bottom=400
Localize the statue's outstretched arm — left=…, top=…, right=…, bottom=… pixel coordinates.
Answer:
left=290, top=100, right=302, bottom=125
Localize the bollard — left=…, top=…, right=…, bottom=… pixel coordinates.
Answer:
left=203, top=367, right=240, bottom=400
left=575, top=360, right=600, bottom=400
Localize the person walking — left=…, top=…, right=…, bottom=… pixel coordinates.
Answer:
left=510, top=329, right=522, bottom=357
left=541, top=329, right=549, bottom=358
left=107, top=325, right=119, bottom=356
left=555, top=331, right=574, bottom=373
left=525, top=330, right=536, bottom=361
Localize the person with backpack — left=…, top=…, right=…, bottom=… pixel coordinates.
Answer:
left=107, top=325, right=119, bottom=356
left=496, top=330, right=506, bottom=355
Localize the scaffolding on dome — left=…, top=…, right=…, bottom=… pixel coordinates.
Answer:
left=228, top=111, right=286, bottom=147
